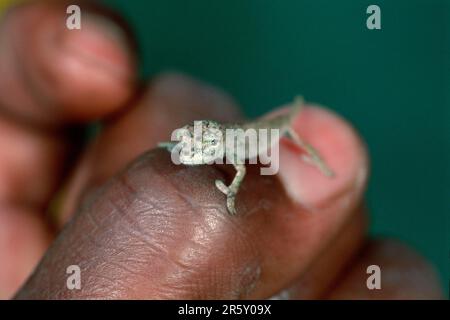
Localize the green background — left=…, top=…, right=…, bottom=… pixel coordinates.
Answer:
left=106, top=0, right=448, bottom=294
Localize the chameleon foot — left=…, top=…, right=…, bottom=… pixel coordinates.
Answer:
left=215, top=180, right=237, bottom=215
left=226, top=193, right=237, bottom=215
left=215, top=179, right=229, bottom=195
left=214, top=164, right=246, bottom=215
left=157, top=142, right=176, bottom=152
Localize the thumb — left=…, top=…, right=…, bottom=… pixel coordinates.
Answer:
left=15, top=100, right=368, bottom=299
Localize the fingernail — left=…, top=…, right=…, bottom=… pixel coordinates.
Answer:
left=55, top=12, right=134, bottom=78
left=277, top=105, right=368, bottom=209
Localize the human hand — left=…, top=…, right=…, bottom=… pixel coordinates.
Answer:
left=0, top=1, right=442, bottom=299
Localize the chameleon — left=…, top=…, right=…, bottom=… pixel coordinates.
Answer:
left=158, top=97, right=333, bottom=215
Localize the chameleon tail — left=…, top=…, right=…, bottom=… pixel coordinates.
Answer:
left=287, top=96, right=335, bottom=177
left=290, top=95, right=305, bottom=120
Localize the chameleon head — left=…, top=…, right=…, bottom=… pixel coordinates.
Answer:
left=176, top=120, right=224, bottom=165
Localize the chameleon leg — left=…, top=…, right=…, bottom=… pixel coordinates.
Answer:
left=215, top=164, right=246, bottom=215
left=287, top=128, right=334, bottom=177
left=157, top=142, right=177, bottom=152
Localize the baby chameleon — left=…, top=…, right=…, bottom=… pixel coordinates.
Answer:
left=158, top=97, right=333, bottom=215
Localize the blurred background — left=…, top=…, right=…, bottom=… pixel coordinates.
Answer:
left=103, top=0, right=447, bottom=294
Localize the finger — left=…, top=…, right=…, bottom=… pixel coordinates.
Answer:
left=0, top=206, right=51, bottom=299
left=324, top=239, right=443, bottom=299
left=0, top=0, right=136, bottom=298
left=0, top=0, right=136, bottom=127
left=270, top=204, right=368, bottom=299
left=0, top=1, right=137, bottom=207
left=0, top=113, right=66, bottom=299
left=16, top=82, right=368, bottom=299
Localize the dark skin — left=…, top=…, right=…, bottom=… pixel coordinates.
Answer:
left=0, top=1, right=443, bottom=299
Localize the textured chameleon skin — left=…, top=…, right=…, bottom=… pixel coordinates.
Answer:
left=159, top=98, right=332, bottom=215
